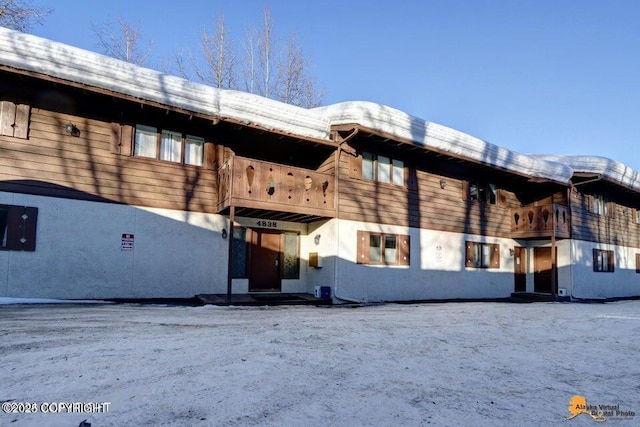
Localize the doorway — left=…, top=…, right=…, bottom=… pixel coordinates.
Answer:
left=533, top=247, right=557, bottom=294
left=249, top=230, right=281, bottom=292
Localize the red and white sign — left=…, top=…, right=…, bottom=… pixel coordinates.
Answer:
left=121, top=233, right=134, bottom=251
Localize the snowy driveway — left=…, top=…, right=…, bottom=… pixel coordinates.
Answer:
left=1, top=301, right=639, bottom=426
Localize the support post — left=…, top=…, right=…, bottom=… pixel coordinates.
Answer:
left=226, top=205, right=235, bottom=304
left=551, top=204, right=557, bottom=297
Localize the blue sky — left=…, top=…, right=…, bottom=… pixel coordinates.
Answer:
left=31, top=1, right=640, bottom=170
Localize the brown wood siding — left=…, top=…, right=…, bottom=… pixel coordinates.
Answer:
left=316, top=154, right=335, bottom=175
left=0, top=108, right=218, bottom=213
left=571, top=191, right=640, bottom=248
left=338, top=152, right=513, bottom=237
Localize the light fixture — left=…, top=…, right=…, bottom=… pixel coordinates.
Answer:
left=509, top=249, right=515, bottom=256
left=439, top=180, right=447, bottom=189
left=65, top=122, right=80, bottom=137
left=221, top=229, right=228, bottom=239
left=314, top=234, right=321, bottom=245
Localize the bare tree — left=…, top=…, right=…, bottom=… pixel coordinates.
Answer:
left=240, top=25, right=258, bottom=94
left=177, top=6, right=324, bottom=107
left=256, top=7, right=275, bottom=99
left=194, top=15, right=236, bottom=89
left=277, top=32, right=323, bottom=107
left=0, top=0, right=52, bottom=32
left=92, top=17, right=153, bottom=66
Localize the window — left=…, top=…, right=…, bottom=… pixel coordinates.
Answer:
left=593, top=195, right=608, bottom=216
left=160, top=130, right=182, bottom=162
left=134, top=125, right=204, bottom=166
left=593, top=249, right=614, bottom=273
left=283, top=232, right=300, bottom=279
left=356, top=230, right=410, bottom=265
left=465, top=241, right=500, bottom=268
left=362, top=152, right=404, bottom=186
left=635, top=209, right=640, bottom=225
left=231, top=227, right=248, bottom=278
left=185, top=135, right=204, bottom=166
left=636, top=254, right=640, bottom=274
left=468, top=182, right=497, bottom=205
left=0, top=205, right=38, bottom=251
left=0, top=101, right=29, bottom=139
left=134, top=125, right=157, bottom=158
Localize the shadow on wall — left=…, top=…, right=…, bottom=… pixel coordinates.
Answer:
left=0, top=180, right=227, bottom=300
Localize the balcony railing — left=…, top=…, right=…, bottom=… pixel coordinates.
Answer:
left=218, top=156, right=335, bottom=217
left=511, top=204, right=570, bottom=238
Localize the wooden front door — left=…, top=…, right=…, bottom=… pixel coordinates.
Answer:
left=534, top=247, right=556, bottom=294
left=249, top=230, right=281, bottom=292
left=513, top=246, right=526, bottom=292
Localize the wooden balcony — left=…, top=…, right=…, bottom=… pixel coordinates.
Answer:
left=511, top=204, right=570, bottom=239
left=217, top=156, right=336, bottom=218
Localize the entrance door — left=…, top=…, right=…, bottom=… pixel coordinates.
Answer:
left=513, top=246, right=526, bottom=292
left=249, top=230, right=281, bottom=292
left=533, top=247, right=556, bottom=294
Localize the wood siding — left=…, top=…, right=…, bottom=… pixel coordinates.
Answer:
left=571, top=190, right=640, bottom=248
left=0, top=108, right=218, bottom=213
left=338, top=151, right=515, bottom=237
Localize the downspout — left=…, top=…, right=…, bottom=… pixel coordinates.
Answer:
left=567, top=186, right=575, bottom=301
left=567, top=175, right=602, bottom=301
left=332, top=127, right=365, bottom=304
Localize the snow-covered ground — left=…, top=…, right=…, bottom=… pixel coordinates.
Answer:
left=1, top=301, right=639, bottom=426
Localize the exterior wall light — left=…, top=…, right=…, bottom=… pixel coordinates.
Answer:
left=440, top=180, right=447, bottom=189
left=221, top=229, right=228, bottom=239
left=314, top=234, right=321, bottom=245
left=65, top=122, right=80, bottom=137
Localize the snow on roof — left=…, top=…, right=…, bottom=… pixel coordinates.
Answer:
left=1, top=27, right=638, bottom=192
left=315, top=101, right=573, bottom=183
left=532, top=155, right=640, bottom=193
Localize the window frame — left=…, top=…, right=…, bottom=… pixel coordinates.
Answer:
left=467, top=181, right=498, bottom=205
left=593, top=249, right=615, bottom=273
left=465, top=241, right=500, bottom=269
left=361, top=151, right=405, bottom=187
left=0, top=204, right=38, bottom=251
left=133, top=124, right=205, bottom=167
left=356, top=230, right=410, bottom=266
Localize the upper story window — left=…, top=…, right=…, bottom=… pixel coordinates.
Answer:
left=134, top=124, right=204, bottom=166
left=635, top=209, right=640, bottom=224
left=592, top=194, right=609, bottom=216
left=362, top=152, right=404, bottom=186
left=469, top=182, right=497, bottom=205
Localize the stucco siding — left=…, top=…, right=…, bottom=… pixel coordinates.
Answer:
left=0, top=191, right=228, bottom=299
left=334, top=219, right=517, bottom=302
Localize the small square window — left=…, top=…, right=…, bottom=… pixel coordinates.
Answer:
left=185, top=135, right=204, bottom=166
left=465, top=241, right=500, bottom=268
left=160, top=130, right=182, bottom=162
left=593, top=249, right=614, bottom=272
left=134, top=125, right=157, bottom=158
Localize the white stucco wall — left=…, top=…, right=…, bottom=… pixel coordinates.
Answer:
left=333, top=219, right=517, bottom=302
left=0, top=192, right=229, bottom=299
left=569, top=240, right=640, bottom=299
